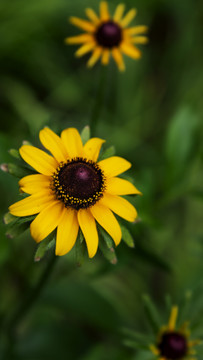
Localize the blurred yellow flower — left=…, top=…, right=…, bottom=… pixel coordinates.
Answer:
left=66, top=1, right=148, bottom=71
left=9, top=127, right=141, bottom=258
left=150, top=306, right=201, bottom=360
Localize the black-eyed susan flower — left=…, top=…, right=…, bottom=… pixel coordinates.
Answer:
left=66, top=1, right=148, bottom=71
left=9, top=127, right=141, bottom=258
left=123, top=296, right=203, bottom=360
left=150, top=306, right=201, bottom=360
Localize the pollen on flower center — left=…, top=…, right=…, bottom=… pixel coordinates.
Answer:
left=158, top=332, right=187, bottom=359
left=52, top=158, right=105, bottom=210
left=95, top=21, right=122, bottom=48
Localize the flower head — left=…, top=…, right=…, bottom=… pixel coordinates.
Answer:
left=9, top=127, right=141, bottom=258
left=150, top=306, right=201, bottom=360
left=66, top=1, right=148, bottom=71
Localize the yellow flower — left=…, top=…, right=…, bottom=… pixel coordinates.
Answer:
left=9, top=127, right=141, bottom=258
left=65, top=1, right=148, bottom=71
left=150, top=306, right=201, bottom=360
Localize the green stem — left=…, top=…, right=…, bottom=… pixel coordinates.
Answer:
left=3, top=254, right=57, bottom=358
left=89, top=66, right=108, bottom=136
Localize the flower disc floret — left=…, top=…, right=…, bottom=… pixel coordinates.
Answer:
left=158, top=332, right=187, bottom=359
left=52, top=157, right=105, bottom=210
left=95, top=21, right=122, bottom=48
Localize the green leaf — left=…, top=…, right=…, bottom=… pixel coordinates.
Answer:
left=8, top=148, right=21, bottom=160
left=75, top=231, right=86, bottom=266
left=34, top=236, right=55, bottom=262
left=5, top=214, right=35, bottom=238
left=3, top=212, right=17, bottom=225
left=10, top=214, right=35, bottom=226
left=98, top=225, right=113, bottom=249
left=6, top=222, right=30, bottom=238
left=80, top=125, right=90, bottom=144
left=120, top=224, right=135, bottom=248
left=99, top=145, right=116, bottom=160
left=99, top=238, right=117, bottom=264
left=3, top=163, right=34, bottom=178
left=142, top=295, right=161, bottom=333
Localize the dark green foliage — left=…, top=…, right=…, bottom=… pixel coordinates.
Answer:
left=0, top=0, right=203, bottom=359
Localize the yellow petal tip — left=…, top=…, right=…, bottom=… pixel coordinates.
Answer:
left=64, top=37, right=70, bottom=44
left=88, top=251, right=96, bottom=259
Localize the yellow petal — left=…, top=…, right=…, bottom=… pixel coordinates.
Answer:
left=19, top=174, right=51, bottom=194
left=113, top=4, right=125, bottom=22
left=111, top=48, right=125, bottom=71
left=99, top=193, right=137, bottom=222
left=124, top=25, right=148, bottom=36
left=65, top=34, right=94, bottom=44
left=56, top=208, right=79, bottom=256
left=83, top=137, right=105, bottom=161
left=188, top=340, right=203, bottom=347
left=77, top=209, right=98, bottom=258
left=100, top=2, right=110, bottom=21
left=120, top=42, right=141, bottom=59
left=87, top=47, right=102, bottom=68
left=149, top=344, right=160, bottom=356
left=30, top=201, right=64, bottom=243
left=101, top=49, right=110, bottom=65
left=168, top=306, right=178, bottom=331
left=98, top=156, right=131, bottom=178
left=188, top=349, right=196, bottom=355
left=69, top=16, right=95, bottom=32
left=61, top=127, right=84, bottom=158
left=20, top=145, right=58, bottom=176
left=85, top=8, right=99, bottom=24
left=90, top=203, right=122, bottom=246
left=39, top=127, right=68, bottom=163
left=130, top=36, right=148, bottom=44
left=9, top=190, right=55, bottom=217
left=120, top=9, right=137, bottom=27
left=75, top=42, right=95, bottom=57
left=106, top=177, right=141, bottom=195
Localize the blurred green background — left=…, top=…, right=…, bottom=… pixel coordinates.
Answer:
left=0, top=0, right=203, bottom=359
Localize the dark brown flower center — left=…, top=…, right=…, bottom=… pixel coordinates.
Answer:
left=52, top=158, right=105, bottom=210
left=95, top=21, right=122, bottom=48
left=158, top=332, right=187, bottom=359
